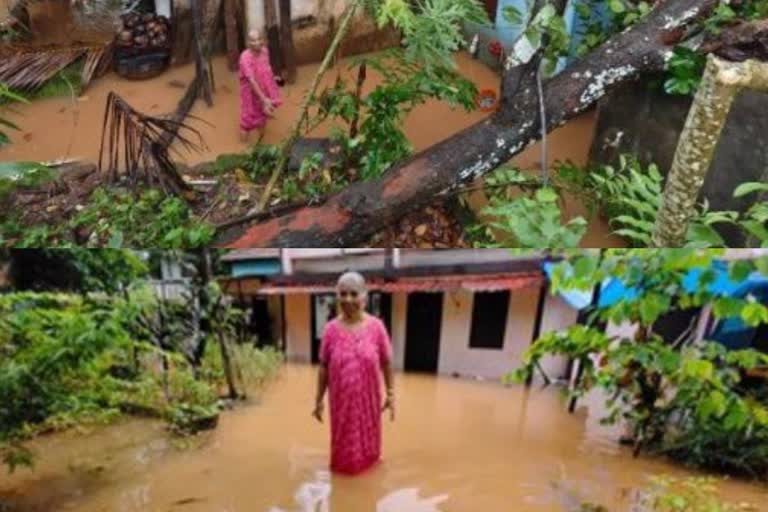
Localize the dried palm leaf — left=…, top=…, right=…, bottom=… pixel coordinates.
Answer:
left=98, top=92, right=207, bottom=197
left=81, top=44, right=111, bottom=88
left=0, top=46, right=85, bottom=90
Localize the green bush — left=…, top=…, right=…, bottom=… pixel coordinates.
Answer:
left=0, top=289, right=284, bottom=472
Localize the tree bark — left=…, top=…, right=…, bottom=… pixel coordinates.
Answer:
left=264, top=0, right=284, bottom=75
left=216, top=0, right=719, bottom=247
left=224, top=0, right=240, bottom=70
left=217, top=330, right=239, bottom=399
left=279, top=0, right=297, bottom=83
left=652, top=55, right=768, bottom=247
left=191, top=0, right=214, bottom=106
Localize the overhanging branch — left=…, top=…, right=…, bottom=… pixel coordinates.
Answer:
left=216, top=0, right=720, bottom=247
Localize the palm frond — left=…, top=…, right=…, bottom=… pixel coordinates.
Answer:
left=0, top=44, right=111, bottom=91
left=98, top=92, right=207, bottom=197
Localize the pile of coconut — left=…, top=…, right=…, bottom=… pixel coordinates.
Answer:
left=115, top=13, right=170, bottom=51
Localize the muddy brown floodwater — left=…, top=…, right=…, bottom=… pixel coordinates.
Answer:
left=0, top=49, right=621, bottom=246
left=2, top=364, right=766, bottom=512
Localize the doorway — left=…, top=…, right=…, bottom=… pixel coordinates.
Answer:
left=405, top=292, right=443, bottom=373
left=311, top=294, right=337, bottom=364
left=310, top=292, right=394, bottom=363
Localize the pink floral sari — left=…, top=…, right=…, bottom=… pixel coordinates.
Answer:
left=239, top=48, right=282, bottom=131
left=320, top=315, right=392, bottom=475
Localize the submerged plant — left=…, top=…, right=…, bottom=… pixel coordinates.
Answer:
left=512, top=251, right=768, bottom=479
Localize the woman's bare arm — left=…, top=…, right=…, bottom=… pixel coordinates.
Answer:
left=381, top=361, right=395, bottom=421
left=249, top=77, right=269, bottom=102
left=313, top=363, right=328, bottom=422
left=382, top=362, right=394, bottom=396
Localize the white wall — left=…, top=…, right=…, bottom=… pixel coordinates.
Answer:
left=245, top=0, right=351, bottom=37
left=436, top=288, right=542, bottom=380
left=390, top=292, right=407, bottom=370
left=398, top=249, right=541, bottom=268
left=537, top=292, right=579, bottom=381
left=285, top=294, right=311, bottom=362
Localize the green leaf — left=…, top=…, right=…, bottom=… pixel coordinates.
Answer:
left=713, top=297, right=744, bottom=318
left=733, top=181, right=768, bottom=198
left=638, top=293, right=671, bottom=325
left=755, top=256, right=768, bottom=276
left=535, top=187, right=558, bottom=202
left=741, top=302, right=768, bottom=327
left=608, top=0, right=626, bottom=13
left=107, top=230, right=124, bottom=248
left=0, top=161, right=48, bottom=180
left=573, top=255, right=598, bottom=279
left=729, top=260, right=753, bottom=282
left=686, top=223, right=725, bottom=248
left=699, top=390, right=727, bottom=420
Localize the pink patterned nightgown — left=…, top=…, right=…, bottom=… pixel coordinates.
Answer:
left=320, top=315, right=392, bottom=475
left=239, top=48, right=282, bottom=132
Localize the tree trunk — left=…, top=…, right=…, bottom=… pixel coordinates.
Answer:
left=217, top=332, right=239, bottom=399
left=652, top=56, right=768, bottom=247
left=279, top=0, right=297, bottom=83
left=264, top=0, right=284, bottom=75
left=224, top=0, right=240, bottom=70
left=191, top=0, right=214, bottom=106
left=349, top=62, right=367, bottom=138
left=217, top=0, right=719, bottom=247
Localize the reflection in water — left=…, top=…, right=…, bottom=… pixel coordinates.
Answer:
left=1, top=364, right=766, bottom=512
left=376, top=488, right=449, bottom=512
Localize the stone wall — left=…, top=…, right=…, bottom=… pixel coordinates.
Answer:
left=588, top=77, right=768, bottom=246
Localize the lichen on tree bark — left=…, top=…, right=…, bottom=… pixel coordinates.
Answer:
left=652, top=55, right=768, bottom=247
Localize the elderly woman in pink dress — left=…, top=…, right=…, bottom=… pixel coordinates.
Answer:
left=313, top=272, right=395, bottom=475
left=239, top=29, right=282, bottom=143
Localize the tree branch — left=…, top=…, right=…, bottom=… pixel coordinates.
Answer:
left=216, top=0, right=720, bottom=247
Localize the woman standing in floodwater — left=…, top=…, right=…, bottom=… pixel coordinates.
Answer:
left=312, top=272, right=395, bottom=475
left=238, top=29, right=282, bottom=143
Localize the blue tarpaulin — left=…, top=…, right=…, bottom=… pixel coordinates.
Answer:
left=543, top=259, right=768, bottom=351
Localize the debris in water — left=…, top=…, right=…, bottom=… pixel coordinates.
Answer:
left=172, top=497, right=207, bottom=506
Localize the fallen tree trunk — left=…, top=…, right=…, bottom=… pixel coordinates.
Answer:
left=217, top=0, right=719, bottom=247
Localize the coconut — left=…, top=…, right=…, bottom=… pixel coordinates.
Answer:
left=142, top=13, right=154, bottom=23
left=117, top=30, right=133, bottom=45
left=134, top=34, right=149, bottom=47
left=124, top=13, right=139, bottom=28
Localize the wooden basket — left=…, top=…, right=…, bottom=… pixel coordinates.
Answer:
left=114, top=50, right=170, bottom=80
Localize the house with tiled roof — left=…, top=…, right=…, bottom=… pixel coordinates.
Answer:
left=219, top=249, right=578, bottom=380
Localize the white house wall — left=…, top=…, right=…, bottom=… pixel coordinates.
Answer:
left=246, top=0, right=349, bottom=36
left=281, top=286, right=580, bottom=379
left=390, top=292, right=407, bottom=370
left=537, top=292, right=579, bottom=381
left=285, top=293, right=312, bottom=363
left=398, top=249, right=541, bottom=268
left=436, top=288, right=541, bottom=380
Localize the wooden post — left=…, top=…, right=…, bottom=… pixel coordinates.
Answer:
left=349, top=62, right=366, bottom=138
left=279, top=0, right=297, bottom=83
left=191, top=0, right=214, bottom=106
left=263, top=0, right=285, bottom=76
left=224, top=0, right=240, bottom=70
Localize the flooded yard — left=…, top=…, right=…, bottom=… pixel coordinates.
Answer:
left=0, top=48, right=619, bottom=246
left=2, top=364, right=765, bottom=511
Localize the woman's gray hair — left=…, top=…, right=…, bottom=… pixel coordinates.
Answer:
left=336, top=271, right=367, bottom=297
